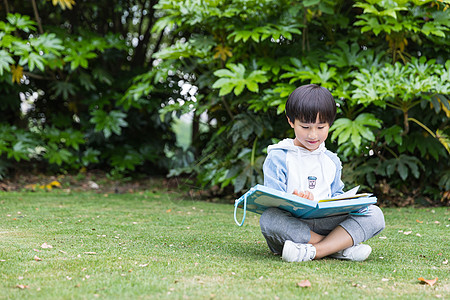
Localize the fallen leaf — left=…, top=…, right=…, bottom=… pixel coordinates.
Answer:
left=34, top=255, right=42, bottom=261
left=50, top=180, right=61, bottom=188
left=416, top=219, right=423, bottom=223
left=297, top=279, right=311, bottom=288
left=139, top=264, right=149, bottom=267
left=418, top=277, right=438, bottom=286
left=443, top=259, right=448, bottom=265
left=16, top=284, right=29, bottom=289
left=403, top=231, right=412, bottom=235
left=41, top=243, right=53, bottom=249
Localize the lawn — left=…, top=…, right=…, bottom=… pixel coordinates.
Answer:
left=0, top=187, right=448, bottom=299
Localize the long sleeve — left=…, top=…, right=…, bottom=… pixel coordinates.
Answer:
left=327, top=153, right=345, bottom=197
left=263, top=149, right=288, bottom=192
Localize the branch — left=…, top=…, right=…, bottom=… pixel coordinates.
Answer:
left=407, top=117, right=436, bottom=138
left=23, top=71, right=53, bottom=81
left=221, top=96, right=234, bottom=120
left=31, top=0, right=44, bottom=34
left=3, top=0, right=9, bottom=14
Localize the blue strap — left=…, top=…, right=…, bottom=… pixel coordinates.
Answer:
left=349, top=206, right=369, bottom=215
left=234, top=193, right=247, bottom=226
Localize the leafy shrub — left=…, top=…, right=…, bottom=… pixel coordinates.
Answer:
left=151, top=0, right=450, bottom=204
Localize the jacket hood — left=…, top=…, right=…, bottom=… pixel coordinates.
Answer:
left=267, top=138, right=326, bottom=155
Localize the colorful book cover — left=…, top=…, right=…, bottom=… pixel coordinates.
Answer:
left=234, top=184, right=377, bottom=226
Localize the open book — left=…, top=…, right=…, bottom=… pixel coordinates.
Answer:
left=234, top=184, right=376, bottom=226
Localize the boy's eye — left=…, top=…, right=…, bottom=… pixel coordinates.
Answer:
left=318, top=126, right=325, bottom=129
left=301, top=126, right=309, bottom=129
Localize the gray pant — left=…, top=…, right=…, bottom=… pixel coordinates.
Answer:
left=259, top=205, right=385, bottom=254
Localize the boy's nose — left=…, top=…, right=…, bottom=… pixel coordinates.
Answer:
left=308, top=129, right=317, bottom=138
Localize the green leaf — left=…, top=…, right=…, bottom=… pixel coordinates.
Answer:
left=213, top=69, right=235, bottom=78
left=381, top=155, right=423, bottom=181
left=45, top=144, right=72, bottom=166
left=49, top=81, right=78, bottom=100
left=303, top=0, right=320, bottom=7
left=382, top=125, right=403, bottom=145
left=330, top=113, right=382, bottom=149
left=90, top=110, right=128, bottom=139
left=234, top=81, right=245, bottom=96
left=234, top=170, right=248, bottom=193
left=79, top=72, right=96, bottom=91
left=82, top=148, right=101, bottom=166
left=27, top=52, right=46, bottom=71
left=92, top=68, right=113, bottom=85
left=8, top=141, right=29, bottom=161
left=30, top=33, right=64, bottom=55
left=212, top=63, right=268, bottom=96
left=6, top=13, right=36, bottom=32
left=110, top=147, right=143, bottom=171
left=0, top=50, right=14, bottom=75
left=64, top=48, right=98, bottom=70
left=397, top=161, right=408, bottom=180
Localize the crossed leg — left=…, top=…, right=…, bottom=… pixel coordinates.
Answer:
left=308, top=226, right=353, bottom=259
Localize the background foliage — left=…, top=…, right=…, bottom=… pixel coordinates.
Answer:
left=1, top=0, right=449, bottom=205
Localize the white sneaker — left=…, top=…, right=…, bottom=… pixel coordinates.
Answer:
left=282, top=240, right=316, bottom=262
left=329, top=244, right=372, bottom=261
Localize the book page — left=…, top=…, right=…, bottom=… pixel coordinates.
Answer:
left=331, top=186, right=359, bottom=199
left=318, top=186, right=372, bottom=202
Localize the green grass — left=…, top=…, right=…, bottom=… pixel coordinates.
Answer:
left=0, top=189, right=448, bottom=299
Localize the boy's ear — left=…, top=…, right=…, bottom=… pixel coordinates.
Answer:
left=286, top=115, right=295, bottom=128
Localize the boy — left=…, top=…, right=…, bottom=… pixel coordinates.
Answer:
left=260, top=84, right=385, bottom=262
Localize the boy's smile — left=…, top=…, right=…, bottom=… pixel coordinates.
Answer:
left=288, top=115, right=330, bottom=151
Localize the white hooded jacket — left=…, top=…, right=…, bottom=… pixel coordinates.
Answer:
left=263, top=138, right=344, bottom=201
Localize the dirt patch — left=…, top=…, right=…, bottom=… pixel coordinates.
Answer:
left=0, top=171, right=235, bottom=203
left=0, top=170, right=175, bottom=194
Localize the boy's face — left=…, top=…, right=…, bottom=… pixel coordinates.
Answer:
left=288, top=114, right=330, bottom=151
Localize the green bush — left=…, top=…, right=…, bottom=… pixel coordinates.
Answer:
left=150, top=0, right=450, bottom=204
left=0, top=3, right=179, bottom=178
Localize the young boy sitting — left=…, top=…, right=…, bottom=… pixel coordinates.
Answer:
left=260, top=84, right=385, bottom=262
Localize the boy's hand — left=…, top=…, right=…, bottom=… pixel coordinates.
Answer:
left=293, top=189, right=314, bottom=200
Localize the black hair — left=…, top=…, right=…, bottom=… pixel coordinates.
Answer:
left=285, top=84, right=336, bottom=125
